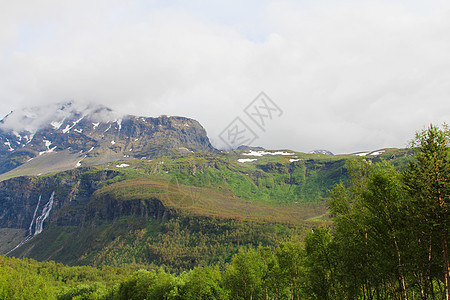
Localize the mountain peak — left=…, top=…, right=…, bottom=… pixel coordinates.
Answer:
left=309, top=149, right=334, bottom=155
left=0, top=102, right=216, bottom=176
left=0, top=101, right=120, bottom=134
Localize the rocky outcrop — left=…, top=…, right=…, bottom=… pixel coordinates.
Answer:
left=85, top=197, right=169, bottom=222
left=0, top=169, right=170, bottom=248
left=0, top=102, right=216, bottom=174
left=309, top=150, right=334, bottom=155
left=0, top=176, right=54, bottom=229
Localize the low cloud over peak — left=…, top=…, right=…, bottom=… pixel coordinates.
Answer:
left=1, top=1, right=450, bottom=153
left=0, top=101, right=120, bottom=134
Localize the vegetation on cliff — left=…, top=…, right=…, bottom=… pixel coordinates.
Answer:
left=1, top=125, right=449, bottom=299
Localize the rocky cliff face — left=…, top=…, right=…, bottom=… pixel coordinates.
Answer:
left=0, top=102, right=216, bottom=174
left=0, top=168, right=171, bottom=255
left=0, top=176, right=61, bottom=229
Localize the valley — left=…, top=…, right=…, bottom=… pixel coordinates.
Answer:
left=2, top=103, right=437, bottom=299
left=0, top=144, right=410, bottom=272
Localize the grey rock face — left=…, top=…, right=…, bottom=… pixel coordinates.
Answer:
left=0, top=102, right=216, bottom=174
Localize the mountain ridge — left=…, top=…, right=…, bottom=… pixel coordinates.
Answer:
left=0, top=102, right=216, bottom=175
left=0, top=102, right=414, bottom=272
left=0, top=146, right=413, bottom=268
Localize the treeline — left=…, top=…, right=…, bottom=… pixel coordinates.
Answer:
left=0, top=255, right=131, bottom=299
left=1, top=125, right=449, bottom=299
left=325, top=124, right=450, bottom=299
left=0, top=232, right=355, bottom=300
left=90, top=216, right=304, bottom=273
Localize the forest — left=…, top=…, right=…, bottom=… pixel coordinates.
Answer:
left=1, top=124, right=449, bottom=299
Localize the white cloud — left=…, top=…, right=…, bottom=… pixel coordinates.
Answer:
left=1, top=0, right=450, bottom=153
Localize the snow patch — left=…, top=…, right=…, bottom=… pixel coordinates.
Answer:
left=289, top=159, right=300, bottom=162
left=111, top=140, right=115, bottom=145
left=354, top=152, right=369, bottom=157
left=369, top=150, right=385, bottom=156
left=62, top=116, right=84, bottom=134
left=104, top=124, right=112, bottom=132
left=43, top=140, right=52, bottom=149
left=92, top=122, right=100, bottom=129
left=26, top=133, right=35, bottom=144
left=12, top=131, right=21, bottom=140
left=243, top=150, right=294, bottom=156
left=238, top=158, right=258, bottom=163
left=75, top=155, right=86, bottom=168
left=39, top=146, right=57, bottom=156
left=73, top=116, right=84, bottom=126
left=62, top=124, right=71, bottom=134
left=4, top=140, right=14, bottom=151
left=116, top=163, right=130, bottom=168
left=50, top=120, right=63, bottom=130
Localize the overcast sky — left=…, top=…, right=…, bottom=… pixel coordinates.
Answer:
left=1, top=0, right=450, bottom=154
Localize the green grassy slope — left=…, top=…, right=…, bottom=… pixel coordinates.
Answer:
left=5, top=148, right=412, bottom=271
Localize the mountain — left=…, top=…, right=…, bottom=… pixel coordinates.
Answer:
left=0, top=144, right=413, bottom=270
left=309, top=149, right=334, bottom=155
left=0, top=102, right=414, bottom=271
left=236, top=145, right=265, bottom=150
left=0, top=153, right=328, bottom=270
left=0, top=102, right=215, bottom=177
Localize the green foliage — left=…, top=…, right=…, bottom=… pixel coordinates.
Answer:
left=179, top=266, right=227, bottom=300
left=159, top=156, right=348, bottom=204
left=326, top=125, right=450, bottom=299
left=57, top=283, right=106, bottom=300
left=304, top=227, right=337, bottom=299
left=0, top=255, right=131, bottom=300
left=90, top=216, right=303, bottom=273
left=224, top=248, right=266, bottom=300
left=2, top=135, right=431, bottom=299
left=403, top=124, right=450, bottom=299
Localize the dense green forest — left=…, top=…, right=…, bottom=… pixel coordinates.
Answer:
left=1, top=124, right=449, bottom=299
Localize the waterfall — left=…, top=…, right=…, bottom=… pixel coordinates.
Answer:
left=6, top=191, right=55, bottom=254
left=34, top=191, right=54, bottom=235
left=28, top=195, right=41, bottom=235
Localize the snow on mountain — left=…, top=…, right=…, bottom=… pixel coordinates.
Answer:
left=242, top=150, right=295, bottom=156
left=353, top=150, right=386, bottom=156
left=308, top=150, right=334, bottom=155
left=0, top=101, right=216, bottom=176
left=0, top=101, right=119, bottom=135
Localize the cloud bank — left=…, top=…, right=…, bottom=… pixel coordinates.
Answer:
left=1, top=0, right=450, bottom=153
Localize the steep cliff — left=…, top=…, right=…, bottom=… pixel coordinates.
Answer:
left=0, top=168, right=171, bottom=257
